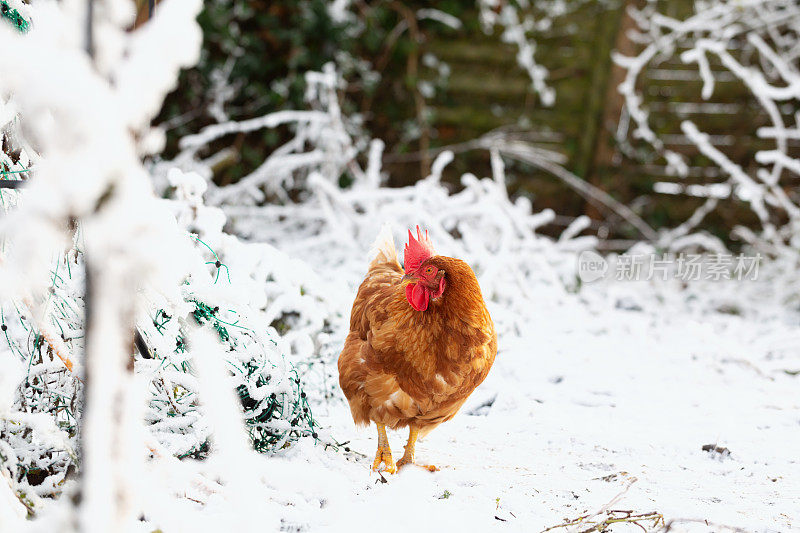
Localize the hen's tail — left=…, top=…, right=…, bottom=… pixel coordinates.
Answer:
left=369, top=223, right=401, bottom=271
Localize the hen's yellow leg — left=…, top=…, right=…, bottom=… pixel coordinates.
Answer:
left=372, top=423, right=396, bottom=474
left=396, top=426, right=438, bottom=472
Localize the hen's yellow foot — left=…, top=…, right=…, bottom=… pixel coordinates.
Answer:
left=396, top=426, right=438, bottom=471
left=372, top=445, right=396, bottom=473
left=396, top=454, right=438, bottom=472
left=372, top=423, right=396, bottom=473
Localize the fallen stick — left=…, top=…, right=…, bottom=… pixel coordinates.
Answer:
left=540, top=477, right=665, bottom=533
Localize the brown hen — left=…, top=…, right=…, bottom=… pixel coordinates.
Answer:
left=338, top=226, right=497, bottom=473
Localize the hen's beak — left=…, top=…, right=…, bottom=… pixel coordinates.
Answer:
left=401, top=272, right=417, bottom=283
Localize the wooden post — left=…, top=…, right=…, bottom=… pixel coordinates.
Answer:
left=583, top=0, right=639, bottom=222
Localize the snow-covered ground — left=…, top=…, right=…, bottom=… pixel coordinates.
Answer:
left=134, top=170, right=800, bottom=532
left=1, top=1, right=799, bottom=531
left=257, top=271, right=798, bottom=532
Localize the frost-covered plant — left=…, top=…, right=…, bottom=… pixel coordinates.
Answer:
left=224, top=150, right=599, bottom=345
left=0, top=3, right=209, bottom=530
left=477, top=0, right=555, bottom=106
left=141, top=170, right=323, bottom=457
left=0, top=0, right=329, bottom=529
left=0, top=7, right=326, bottom=527
left=0, top=163, right=322, bottom=527
left=476, top=0, right=607, bottom=107
left=614, top=0, right=800, bottom=252
left=156, top=62, right=372, bottom=204
left=0, top=0, right=205, bottom=527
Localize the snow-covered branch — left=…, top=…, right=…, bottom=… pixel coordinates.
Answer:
left=614, top=0, right=800, bottom=250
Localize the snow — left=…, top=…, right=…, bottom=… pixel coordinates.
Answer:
left=216, top=230, right=797, bottom=532
left=614, top=0, right=800, bottom=249
left=150, top=149, right=800, bottom=531
left=0, top=0, right=798, bottom=531
left=72, top=236, right=796, bottom=532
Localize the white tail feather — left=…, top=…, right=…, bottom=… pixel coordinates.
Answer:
left=369, top=223, right=398, bottom=268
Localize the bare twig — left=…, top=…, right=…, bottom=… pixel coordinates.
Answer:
left=540, top=478, right=665, bottom=533
left=541, top=510, right=664, bottom=533
left=22, top=297, right=78, bottom=376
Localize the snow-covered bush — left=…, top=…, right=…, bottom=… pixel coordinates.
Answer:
left=0, top=0, right=321, bottom=528
left=141, top=171, right=323, bottom=457
left=0, top=0, right=208, bottom=523
left=477, top=0, right=581, bottom=107
left=615, top=0, right=800, bottom=254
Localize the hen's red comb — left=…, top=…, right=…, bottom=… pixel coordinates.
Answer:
left=404, top=226, right=435, bottom=273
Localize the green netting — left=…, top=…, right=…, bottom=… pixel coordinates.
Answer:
left=1, top=1, right=30, bottom=33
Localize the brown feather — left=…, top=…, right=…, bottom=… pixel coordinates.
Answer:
left=338, top=248, right=497, bottom=437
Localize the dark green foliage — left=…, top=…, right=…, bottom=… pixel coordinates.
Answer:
left=157, top=0, right=466, bottom=188
left=158, top=0, right=361, bottom=171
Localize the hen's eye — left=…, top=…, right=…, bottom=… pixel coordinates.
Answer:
left=425, top=266, right=435, bottom=275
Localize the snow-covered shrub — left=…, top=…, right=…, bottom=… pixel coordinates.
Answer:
left=476, top=0, right=615, bottom=107
left=160, top=63, right=365, bottom=204
left=0, top=167, right=322, bottom=506
left=614, top=0, right=800, bottom=254
left=0, top=0, right=207, bottom=522
left=140, top=171, right=323, bottom=457
left=0, top=0, right=323, bottom=527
